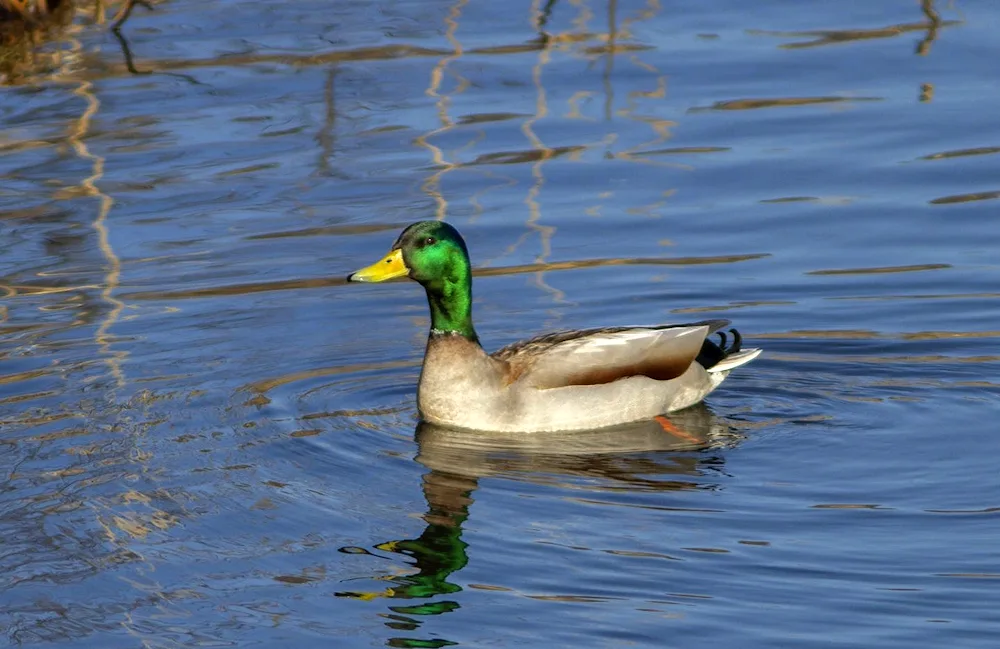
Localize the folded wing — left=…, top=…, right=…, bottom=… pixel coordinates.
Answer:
left=505, top=325, right=710, bottom=389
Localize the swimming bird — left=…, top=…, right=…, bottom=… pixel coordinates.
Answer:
left=347, top=221, right=760, bottom=433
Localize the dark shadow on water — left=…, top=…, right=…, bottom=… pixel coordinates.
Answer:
left=336, top=405, right=739, bottom=647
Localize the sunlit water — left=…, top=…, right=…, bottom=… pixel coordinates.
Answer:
left=1, top=0, right=998, bottom=647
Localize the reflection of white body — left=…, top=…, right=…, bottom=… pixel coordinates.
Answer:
left=415, top=402, right=740, bottom=485
left=418, top=324, right=761, bottom=433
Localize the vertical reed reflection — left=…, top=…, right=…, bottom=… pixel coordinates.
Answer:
left=414, top=0, right=469, bottom=221
left=65, top=76, right=126, bottom=389
left=317, top=67, right=339, bottom=176
left=917, top=0, right=941, bottom=102
left=519, top=0, right=563, bottom=305
left=607, top=0, right=676, bottom=173
left=536, top=0, right=559, bottom=30
left=603, top=0, right=616, bottom=120
left=916, top=0, right=942, bottom=56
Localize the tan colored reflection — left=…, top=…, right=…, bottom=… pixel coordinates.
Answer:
left=492, top=0, right=681, bottom=309
left=584, top=0, right=684, bottom=209
left=260, top=0, right=685, bottom=317
left=67, top=79, right=127, bottom=389
left=413, top=0, right=469, bottom=221
left=603, top=2, right=682, bottom=176
left=515, top=0, right=562, bottom=306
left=1, top=23, right=129, bottom=387
left=411, top=0, right=527, bottom=227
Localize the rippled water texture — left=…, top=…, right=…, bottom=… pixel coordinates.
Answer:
left=1, top=0, right=999, bottom=647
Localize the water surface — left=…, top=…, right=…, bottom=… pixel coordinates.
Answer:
left=1, top=0, right=999, bottom=647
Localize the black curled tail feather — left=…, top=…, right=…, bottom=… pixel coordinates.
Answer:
left=727, top=328, right=741, bottom=354
left=695, top=328, right=743, bottom=370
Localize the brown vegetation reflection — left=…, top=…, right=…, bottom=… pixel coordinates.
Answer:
left=929, top=190, right=1000, bottom=205
left=806, top=263, right=951, bottom=276
left=0, top=0, right=148, bottom=83
left=113, top=252, right=769, bottom=301
left=919, top=146, right=1000, bottom=161
left=747, top=0, right=955, bottom=103
left=694, top=96, right=881, bottom=112
left=750, top=0, right=957, bottom=53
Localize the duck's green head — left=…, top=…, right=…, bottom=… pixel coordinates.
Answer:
left=348, top=221, right=477, bottom=340
left=347, top=221, right=469, bottom=285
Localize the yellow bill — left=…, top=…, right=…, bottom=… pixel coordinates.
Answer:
left=348, top=248, right=409, bottom=282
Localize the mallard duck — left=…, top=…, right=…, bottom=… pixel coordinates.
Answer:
left=348, top=221, right=761, bottom=433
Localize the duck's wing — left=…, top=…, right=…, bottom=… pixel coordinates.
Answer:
left=493, top=321, right=725, bottom=390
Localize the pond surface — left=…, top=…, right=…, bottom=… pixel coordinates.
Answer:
left=1, top=0, right=999, bottom=647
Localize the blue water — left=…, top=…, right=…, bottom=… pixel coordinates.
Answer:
left=1, top=0, right=998, bottom=647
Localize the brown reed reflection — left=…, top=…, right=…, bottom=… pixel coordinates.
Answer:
left=0, top=1, right=158, bottom=82
left=694, top=96, right=882, bottom=112
left=929, top=190, right=1000, bottom=205
left=752, top=329, right=1000, bottom=342
left=116, top=251, right=769, bottom=301
left=750, top=0, right=958, bottom=52
left=916, top=0, right=943, bottom=56
left=315, top=67, right=339, bottom=176
left=0, top=0, right=74, bottom=83
left=919, top=146, right=1000, bottom=161
left=918, top=83, right=934, bottom=102
left=829, top=292, right=1000, bottom=303
left=806, top=263, right=951, bottom=276
left=245, top=221, right=408, bottom=240
left=763, top=351, right=1000, bottom=365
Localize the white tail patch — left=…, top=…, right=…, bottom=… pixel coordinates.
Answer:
left=707, top=348, right=762, bottom=373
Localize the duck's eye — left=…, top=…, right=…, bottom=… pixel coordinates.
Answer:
left=424, top=237, right=436, bottom=246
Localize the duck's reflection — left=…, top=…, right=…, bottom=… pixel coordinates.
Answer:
left=337, top=405, right=738, bottom=647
